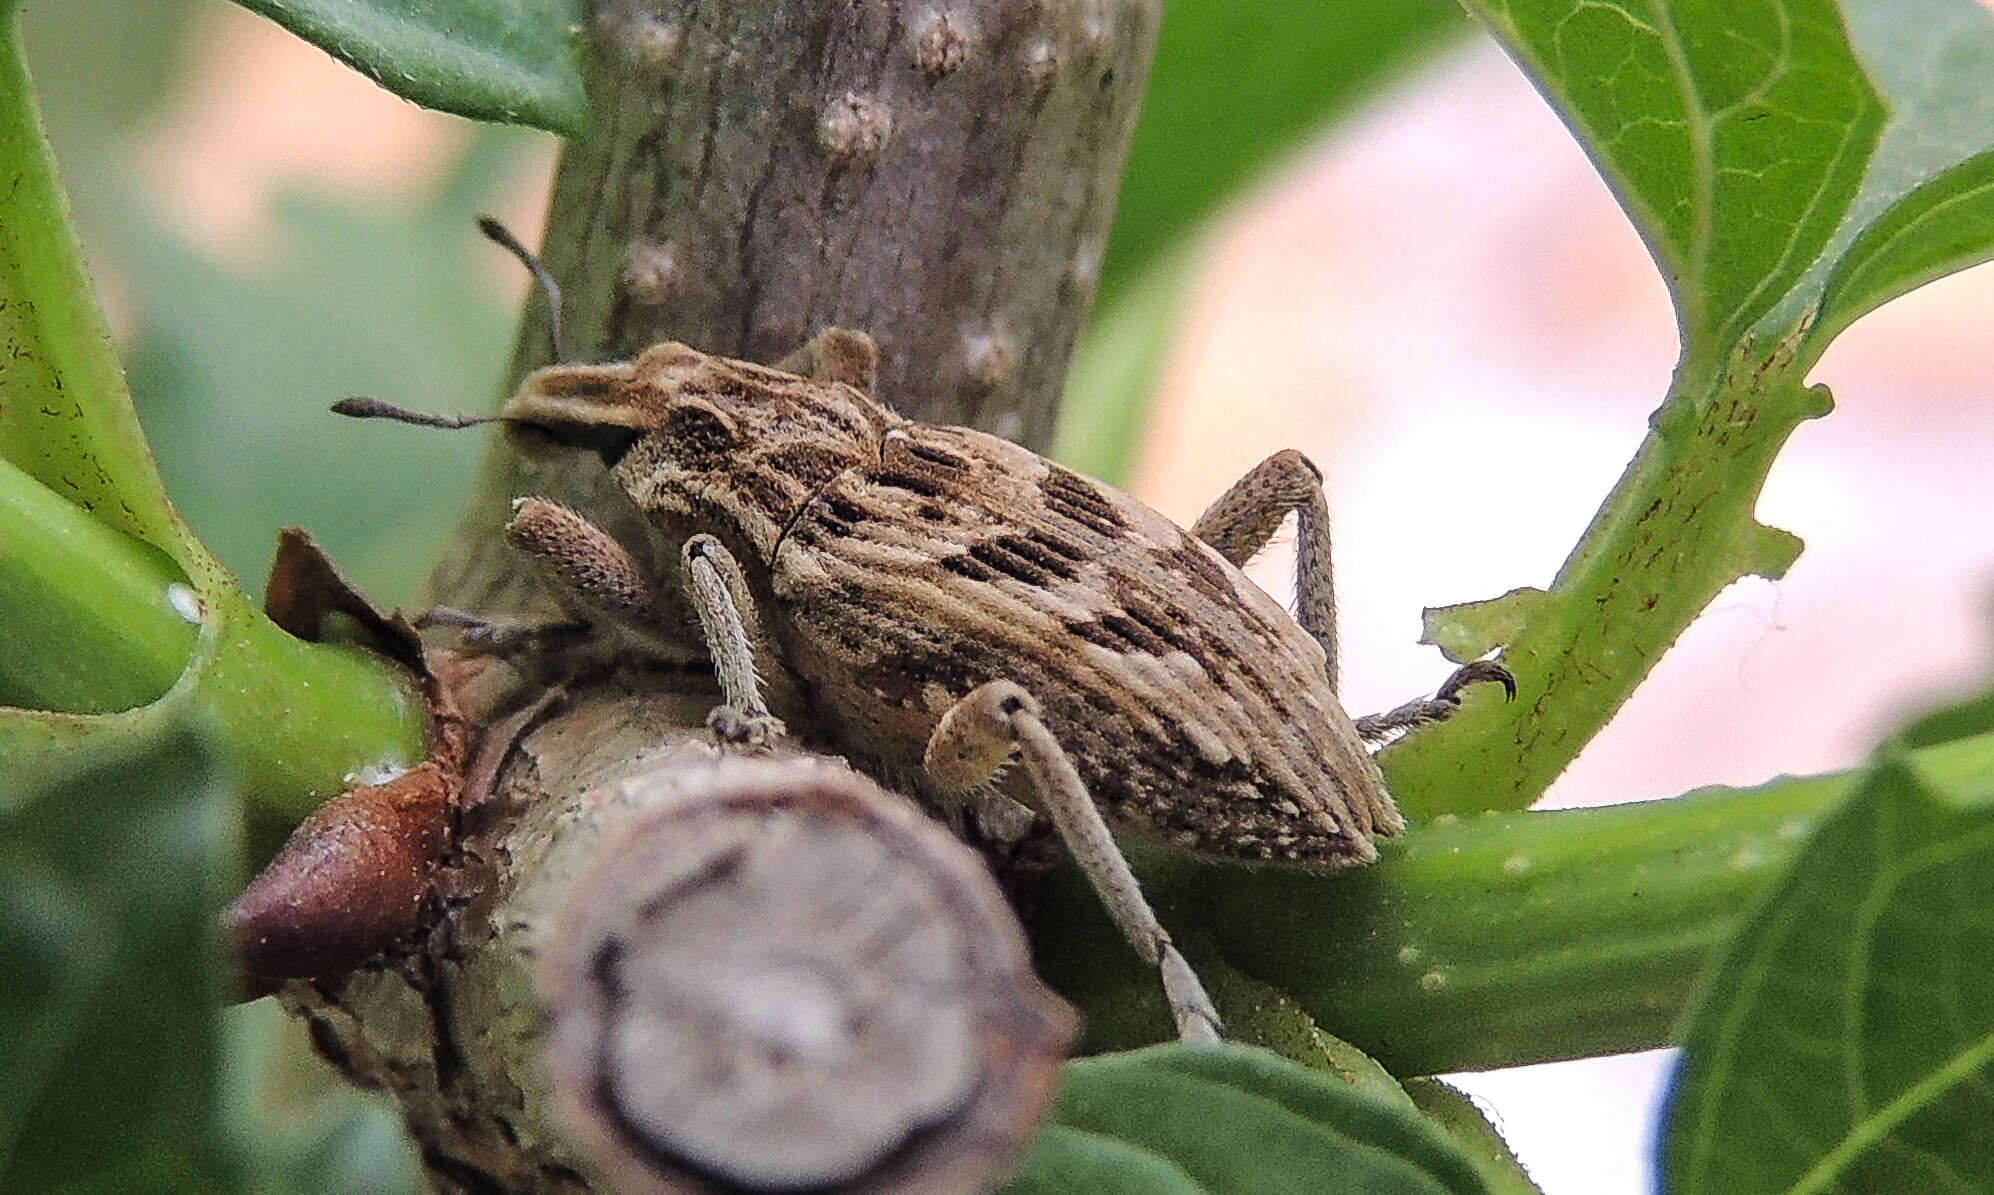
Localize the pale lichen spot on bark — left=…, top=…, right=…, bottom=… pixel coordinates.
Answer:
left=910, top=9, right=976, bottom=77
left=961, top=323, right=1015, bottom=390
left=618, top=238, right=682, bottom=307
left=817, top=93, right=894, bottom=166
left=594, top=9, right=684, bottom=71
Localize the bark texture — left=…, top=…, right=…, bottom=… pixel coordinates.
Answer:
left=295, top=2, right=1162, bottom=1191
left=430, top=0, right=1158, bottom=625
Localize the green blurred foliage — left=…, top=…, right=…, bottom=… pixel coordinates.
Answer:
left=1, top=724, right=240, bottom=1194
left=1061, top=0, right=1467, bottom=481
left=121, top=164, right=523, bottom=604
left=1098, top=0, right=1466, bottom=299
left=220, top=1001, right=420, bottom=1194
left=20, top=0, right=529, bottom=607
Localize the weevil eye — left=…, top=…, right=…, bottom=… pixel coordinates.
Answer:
left=595, top=428, right=640, bottom=468
left=502, top=418, right=641, bottom=468
left=661, top=401, right=743, bottom=472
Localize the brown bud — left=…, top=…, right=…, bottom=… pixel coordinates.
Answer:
left=226, top=762, right=451, bottom=997
left=538, top=753, right=1073, bottom=1195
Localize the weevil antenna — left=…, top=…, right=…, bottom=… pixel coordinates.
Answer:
left=477, top=215, right=567, bottom=363
left=330, top=396, right=506, bottom=429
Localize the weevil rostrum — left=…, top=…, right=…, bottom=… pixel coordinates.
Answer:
left=343, top=323, right=1510, bottom=1043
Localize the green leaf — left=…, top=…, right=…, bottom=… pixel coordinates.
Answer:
left=1191, top=943, right=1415, bottom=1103
left=1661, top=752, right=1994, bottom=1194
left=0, top=723, right=244, bottom=1194
left=1404, top=1080, right=1544, bottom=1195
left=1382, top=0, right=1994, bottom=814
left=1466, top=0, right=1883, bottom=364
left=1809, top=0, right=1994, bottom=351
left=1895, top=683, right=1994, bottom=752
left=1006, top=1127, right=1204, bottom=1195
left=1002, top=1044, right=1491, bottom=1195
left=0, top=3, right=193, bottom=563
left=231, top=0, right=587, bottom=137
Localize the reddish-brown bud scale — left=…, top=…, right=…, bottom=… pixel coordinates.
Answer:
left=226, top=761, right=452, bottom=997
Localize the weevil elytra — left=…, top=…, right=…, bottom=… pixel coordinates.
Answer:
left=341, top=240, right=1510, bottom=1041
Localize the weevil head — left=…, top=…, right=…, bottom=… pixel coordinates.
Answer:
left=500, top=341, right=894, bottom=562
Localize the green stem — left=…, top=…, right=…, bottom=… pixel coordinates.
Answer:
left=0, top=455, right=197, bottom=711
left=197, top=606, right=430, bottom=822
left=1381, top=362, right=1826, bottom=817
left=3, top=581, right=430, bottom=824
left=1036, top=732, right=1994, bottom=1075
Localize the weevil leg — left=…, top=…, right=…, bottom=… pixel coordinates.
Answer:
left=506, top=497, right=670, bottom=635
left=925, top=680, right=1223, bottom=1044
left=681, top=535, right=786, bottom=749
left=1191, top=457, right=1518, bottom=745
left=415, top=605, right=593, bottom=655
left=1190, top=449, right=1340, bottom=692
left=1354, top=659, right=1517, bottom=745
left=503, top=498, right=779, bottom=743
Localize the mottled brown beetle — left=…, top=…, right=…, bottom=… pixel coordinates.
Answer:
left=342, top=236, right=1510, bottom=1042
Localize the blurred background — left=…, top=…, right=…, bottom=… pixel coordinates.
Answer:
left=20, top=1, right=1994, bottom=1191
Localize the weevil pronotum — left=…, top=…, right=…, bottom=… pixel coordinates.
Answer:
left=340, top=224, right=1512, bottom=1042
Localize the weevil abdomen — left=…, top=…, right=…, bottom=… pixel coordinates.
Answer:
left=770, top=423, right=1395, bottom=865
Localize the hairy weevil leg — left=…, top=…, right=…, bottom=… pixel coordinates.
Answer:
left=926, top=680, right=1223, bottom=1044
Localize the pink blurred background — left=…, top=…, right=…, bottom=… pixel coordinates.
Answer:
left=1138, top=41, right=1994, bottom=1194
left=128, top=7, right=1994, bottom=1192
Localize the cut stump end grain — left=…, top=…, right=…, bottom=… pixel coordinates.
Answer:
left=539, top=751, right=1075, bottom=1195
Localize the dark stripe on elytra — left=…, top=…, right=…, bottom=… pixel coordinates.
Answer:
left=869, top=468, right=947, bottom=498
left=1042, top=466, right=1128, bottom=537
left=791, top=492, right=868, bottom=542
left=901, top=440, right=969, bottom=470
left=1025, top=527, right=1092, bottom=565
left=1141, top=540, right=1315, bottom=704
left=1085, top=612, right=1171, bottom=657
left=991, top=534, right=1081, bottom=581
left=1164, top=539, right=1239, bottom=607
left=735, top=467, right=799, bottom=525
left=1116, top=566, right=1308, bottom=723
left=962, top=538, right=1063, bottom=586
left=939, top=551, right=1000, bottom=583
left=1113, top=580, right=1206, bottom=659
left=762, top=442, right=862, bottom=490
